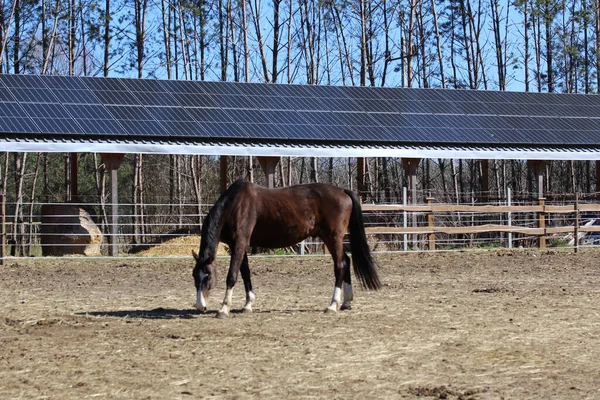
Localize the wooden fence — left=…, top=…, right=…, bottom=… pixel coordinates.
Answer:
left=361, top=196, right=600, bottom=250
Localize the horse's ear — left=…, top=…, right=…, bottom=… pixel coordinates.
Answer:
left=192, top=250, right=199, bottom=261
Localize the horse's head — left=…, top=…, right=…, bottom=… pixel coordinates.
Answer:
left=192, top=250, right=217, bottom=313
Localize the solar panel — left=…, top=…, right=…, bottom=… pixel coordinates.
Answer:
left=2, top=74, right=600, bottom=148
left=0, top=74, right=45, bottom=89
left=0, top=87, right=16, bottom=102
left=238, top=123, right=284, bottom=139
left=231, top=82, right=275, bottom=97
left=320, top=98, right=363, bottom=112
left=225, top=109, right=271, bottom=124
left=262, top=110, right=309, bottom=125
left=133, top=90, right=181, bottom=107
left=198, top=121, right=248, bottom=138
left=187, top=107, right=232, bottom=123
left=21, top=103, right=73, bottom=119
left=162, top=121, right=208, bottom=137
left=92, top=90, right=141, bottom=106
left=118, top=120, right=167, bottom=136
left=212, top=94, right=255, bottom=109
left=41, top=75, right=89, bottom=90
left=174, top=92, right=215, bottom=108
left=76, top=118, right=128, bottom=136
left=64, top=104, right=117, bottom=120
left=52, top=89, right=101, bottom=105
left=0, top=116, right=40, bottom=133
left=80, top=76, right=127, bottom=91
left=248, top=95, right=295, bottom=111
left=11, top=88, right=59, bottom=103
left=0, top=102, right=27, bottom=117
left=32, top=117, right=84, bottom=134
left=199, top=81, right=242, bottom=96
left=149, top=106, right=195, bottom=122
left=341, top=86, right=385, bottom=100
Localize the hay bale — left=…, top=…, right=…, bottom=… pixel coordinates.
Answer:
left=137, top=235, right=229, bottom=257
left=40, top=203, right=103, bottom=256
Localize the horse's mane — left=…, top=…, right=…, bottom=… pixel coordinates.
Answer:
left=198, top=179, right=247, bottom=263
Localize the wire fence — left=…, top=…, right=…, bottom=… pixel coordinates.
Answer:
left=2, top=188, right=600, bottom=260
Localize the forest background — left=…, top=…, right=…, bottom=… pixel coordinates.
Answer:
left=1, top=0, right=599, bottom=252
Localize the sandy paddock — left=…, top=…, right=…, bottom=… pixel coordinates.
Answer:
left=1, top=250, right=599, bottom=399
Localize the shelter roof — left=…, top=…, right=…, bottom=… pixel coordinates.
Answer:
left=1, top=74, right=599, bottom=160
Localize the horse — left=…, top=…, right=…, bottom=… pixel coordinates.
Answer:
left=192, top=179, right=381, bottom=318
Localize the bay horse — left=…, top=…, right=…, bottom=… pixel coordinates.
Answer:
left=192, top=179, right=381, bottom=318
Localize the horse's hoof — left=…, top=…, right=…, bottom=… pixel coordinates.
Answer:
left=242, top=307, right=253, bottom=314
left=215, top=311, right=229, bottom=319
left=324, top=307, right=337, bottom=314
left=340, top=303, right=352, bottom=311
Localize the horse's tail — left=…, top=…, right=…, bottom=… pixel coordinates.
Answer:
left=344, top=189, right=382, bottom=291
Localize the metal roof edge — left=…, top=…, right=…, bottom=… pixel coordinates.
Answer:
left=3, top=138, right=600, bottom=161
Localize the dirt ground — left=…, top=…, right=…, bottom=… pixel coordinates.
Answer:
left=1, top=250, right=599, bottom=399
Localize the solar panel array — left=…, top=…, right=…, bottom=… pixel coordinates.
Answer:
left=1, top=73, right=600, bottom=146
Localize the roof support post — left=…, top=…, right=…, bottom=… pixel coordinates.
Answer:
left=357, top=158, right=366, bottom=201
left=220, top=156, right=229, bottom=194
left=528, top=160, right=547, bottom=250
left=528, top=160, right=546, bottom=199
left=70, top=153, right=78, bottom=202
left=100, top=153, right=125, bottom=257
left=257, top=156, right=281, bottom=189
left=402, top=158, right=421, bottom=205
left=480, top=159, right=489, bottom=203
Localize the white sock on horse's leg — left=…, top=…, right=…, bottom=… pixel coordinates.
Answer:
left=326, top=286, right=342, bottom=312
left=218, top=288, right=233, bottom=316
left=243, top=290, right=255, bottom=312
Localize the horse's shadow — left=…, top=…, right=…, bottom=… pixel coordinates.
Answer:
left=76, top=307, right=322, bottom=320
left=76, top=308, right=200, bottom=320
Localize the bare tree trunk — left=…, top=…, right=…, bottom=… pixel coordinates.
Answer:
left=134, top=0, right=148, bottom=78
left=249, top=0, right=270, bottom=82
left=431, top=0, right=445, bottom=87
left=27, top=154, right=41, bottom=256
left=104, top=0, right=111, bottom=76
left=93, top=154, right=108, bottom=235
left=69, top=0, right=75, bottom=75
left=190, top=155, right=203, bottom=229
left=272, top=0, right=281, bottom=82
left=12, top=153, right=27, bottom=256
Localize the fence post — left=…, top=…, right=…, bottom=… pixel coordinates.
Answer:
left=574, top=193, right=579, bottom=253
left=538, top=197, right=546, bottom=249
left=403, top=187, right=408, bottom=252
left=427, top=197, right=435, bottom=250
left=507, top=187, right=512, bottom=249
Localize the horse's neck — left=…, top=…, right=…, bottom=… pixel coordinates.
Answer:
left=200, top=201, right=227, bottom=260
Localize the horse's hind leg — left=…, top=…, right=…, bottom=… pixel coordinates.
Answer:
left=324, top=236, right=346, bottom=313
left=240, top=252, right=256, bottom=313
left=340, top=253, right=353, bottom=311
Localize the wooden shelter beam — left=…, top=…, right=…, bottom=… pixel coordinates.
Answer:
left=220, top=156, right=228, bottom=194
left=257, top=156, right=281, bottom=189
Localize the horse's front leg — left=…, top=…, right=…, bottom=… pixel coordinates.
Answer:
left=240, top=252, right=256, bottom=313
left=216, top=245, right=246, bottom=319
